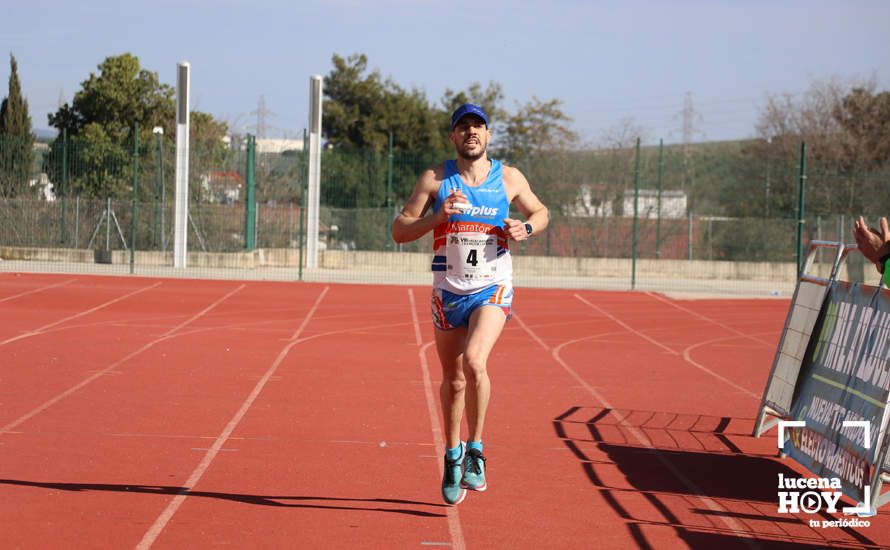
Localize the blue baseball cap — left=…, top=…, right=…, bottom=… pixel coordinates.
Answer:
left=451, top=103, right=489, bottom=130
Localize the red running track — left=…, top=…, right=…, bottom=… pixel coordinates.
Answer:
left=0, top=272, right=888, bottom=549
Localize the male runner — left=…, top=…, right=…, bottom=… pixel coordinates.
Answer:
left=392, top=103, right=549, bottom=505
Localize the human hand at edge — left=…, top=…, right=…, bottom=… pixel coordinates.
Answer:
left=853, top=216, right=890, bottom=266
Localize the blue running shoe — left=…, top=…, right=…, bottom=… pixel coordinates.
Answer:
left=461, top=448, right=487, bottom=491
left=442, top=446, right=467, bottom=505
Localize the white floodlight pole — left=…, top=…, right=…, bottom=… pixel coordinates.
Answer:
left=306, top=75, right=323, bottom=268
left=173, top=61, right=190, bottom=268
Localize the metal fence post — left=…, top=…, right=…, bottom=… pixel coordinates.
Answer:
left=130, top=124, right=139, bottom=274
left=632, top=137, right=640, bottom=290
left=656, top=138, right=664, bottom=259
left=74, top=196, right=80, bottom=247
left=796, top=142, right=807, bottom=274
left=387, top=131, right=394, bottom=249
left=298, top=129, right=307, bottom=281
left=153, top=127, right=164, bottom=250
left=60, top=128, right=68, bottom=245
left=245, top=134, right=256, bottom=251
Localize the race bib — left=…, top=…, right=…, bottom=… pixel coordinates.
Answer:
left=446, top=233, right=498, bottom=281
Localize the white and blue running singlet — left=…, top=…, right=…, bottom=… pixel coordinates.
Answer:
left=430, top=159, right=512, bottom=295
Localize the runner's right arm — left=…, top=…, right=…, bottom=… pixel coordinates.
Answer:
left=392, top=166, right=466, bottom=244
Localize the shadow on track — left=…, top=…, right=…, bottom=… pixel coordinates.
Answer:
left=553, top=406, right=881, bottom=549
left=0, top=478, right=446, bottom=518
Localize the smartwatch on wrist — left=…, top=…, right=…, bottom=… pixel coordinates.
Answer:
left=524, top=223, right=533, bottom=237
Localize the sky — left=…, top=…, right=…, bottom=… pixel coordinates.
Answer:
left=2, top=0, right=888, bottom=146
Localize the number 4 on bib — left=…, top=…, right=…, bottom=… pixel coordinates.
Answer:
left=446, top=234, right=497, bottom=282
left=466, top=249, right=478, bottom=266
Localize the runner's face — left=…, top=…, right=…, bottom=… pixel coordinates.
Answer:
left=450, top=115, right=490, bottom=161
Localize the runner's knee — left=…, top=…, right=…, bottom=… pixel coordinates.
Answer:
left=443, top=373, right=467, bottom=394
left=462, top=354, right=487, bottom=380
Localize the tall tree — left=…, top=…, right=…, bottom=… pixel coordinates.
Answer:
left=46, top=54, right=173, bottom=198
left=499, top=97, right=578, bottom=160
left=0, top=54, right=34, bottom=197
left=46, top=53, right=227, bottom=198
left=497, top=97, right=579, bottom=208
left=320, top=53, right=581, bottom=209
left=753, top=77, right=890, bottom=216
left=755, top=77, right=848, bottom=165
left=49, top=53, right=174, bottom=142
left=190, top=111, right=230, bottom=164
left=441, top=81, right=505, bottom=137
left=834, top=87, right=890, bottom=171
left=323, top=53, right=449, bottom=153
left=322, top=53, right=453, bottom=208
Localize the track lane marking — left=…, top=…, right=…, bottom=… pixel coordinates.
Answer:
left=574, top=293, right=758, bottom=399
left=0, top=277, right=78, bottom=304
left=136, top=285, right=329, bottom=549
left=573, top=294, right=679, bottom=356
left=514, top=312, right=758, bottom=547
left=645, top=291, right=776, bottom=347
left=0, top=284, right=245, bottom=435
left=0, top=281, right=163, bottom=347
left=681, top=336, right=763, bottom=400
left=408, top=288, right=466, bottom=550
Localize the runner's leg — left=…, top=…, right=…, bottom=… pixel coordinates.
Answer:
left=435, top=326, right=468, bottom=449
left=463, top=305, right=507, bottom=442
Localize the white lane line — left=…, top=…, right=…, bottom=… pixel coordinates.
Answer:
left=408, top=288, right=466, bottom=550
left=645, top=291, right=775, bottom=347
left=0, top=284, right=245, bottom=435
left=681, top=337, right=761, bottom=400
left=136, top=286, right=329, bottom=550
left=574, top=293, right=757, bottom=398
left=0, top=278, right=78, bottom=304
left=513, top=312, right=756, bottom=545
left=573, top=294, right=678, bottom=356
left=0, top=281, right=163, bottom=347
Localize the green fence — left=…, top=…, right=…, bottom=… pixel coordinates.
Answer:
left=1, top=132, right=888, bottom=295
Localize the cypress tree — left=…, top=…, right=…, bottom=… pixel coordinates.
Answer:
left=0, top=54, right=34, bottom=197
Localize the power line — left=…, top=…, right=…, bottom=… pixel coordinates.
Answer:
left=682, top=92, right=694, bottom=188
left=249, top=95, right=276, bottom=139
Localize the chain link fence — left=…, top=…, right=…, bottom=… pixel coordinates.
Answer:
left=1, top=133, right=888, bottom=295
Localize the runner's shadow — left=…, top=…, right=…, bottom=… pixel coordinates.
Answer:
left=0, top=479, right=446, bottom=518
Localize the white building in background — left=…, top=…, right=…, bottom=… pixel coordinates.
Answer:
left=223, top=136, right=304, bottom=153
left=200, top=171, right=243, bottom=204
left=256, top=138, right=304, bottom=153
left=29, top=173, right=55, bottom=201
left=564, top=184, right=687, bottom=219
left=564, top=184, right=613, bottom=218
left=622, top=189, right=687, bottom=219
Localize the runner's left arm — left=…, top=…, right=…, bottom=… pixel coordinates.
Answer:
left=503, top=166, right=548, bottom=241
